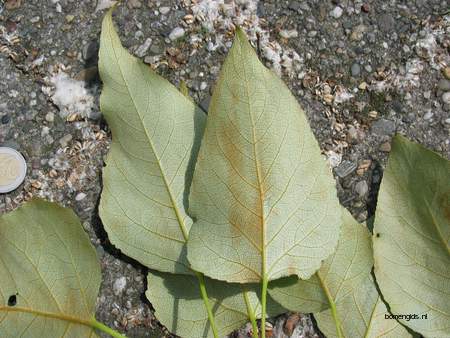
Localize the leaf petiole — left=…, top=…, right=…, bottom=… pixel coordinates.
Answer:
left=195, top=271, right=219, bottom=338
left=243, top=290, right=259, bottom=338
left=91, top=318, right=128, bottom=338
left=260, top=274, right=269, bottom=338
left=317, top=271, right=344, bottom=338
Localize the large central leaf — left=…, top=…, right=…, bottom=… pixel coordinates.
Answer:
left=187, top=29, right=341, bottom=283
left=98, top=8, right=205, bottom=274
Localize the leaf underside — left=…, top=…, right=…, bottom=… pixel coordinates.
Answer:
left=269, top=210, right=410, bottom=338
left=0, top=199, right=101, bottom=337
left=373, top=135, right=450, bottom=337
left=316, top=274, right=411, bottom=338
left=187, top=28, right=341, bottom=283
left=146, top=270, right=285, bottom=338
left=98, top=8, right=205, bottom=275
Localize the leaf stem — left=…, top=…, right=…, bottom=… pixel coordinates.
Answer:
left=90, top=318, right=128, bottom=338
left=317, top=272, right=344, bottom=338
left=0, top=306, right=127, bottom=338
left=243, top=290, right=259, bottom=338
left=195, top=271, right=219, bottom=338
left=260, top=274, right=269, bottom=338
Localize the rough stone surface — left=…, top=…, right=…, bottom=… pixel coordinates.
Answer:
left=1, top=0, right=449, bottom=337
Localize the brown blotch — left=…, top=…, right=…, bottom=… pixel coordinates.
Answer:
left=439, top=191, right=450, bottom=222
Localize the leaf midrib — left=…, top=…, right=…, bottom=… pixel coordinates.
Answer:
left=0, top=306, right=93, bottom=330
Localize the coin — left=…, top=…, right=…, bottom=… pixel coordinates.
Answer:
left=0, top=147, right=27, bottom=193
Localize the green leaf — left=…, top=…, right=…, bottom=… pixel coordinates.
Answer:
left=146, top=270, right=285, bottom=338
left=270, top=210, right=410, bottom=338
left=98, top=8, right=205, bottom=274
left=315, top=274, right=411, bottom=338
left=0, top=199, right=101, bottom=337
left=373, top=135, right=450, bottom=337
left=186, top=28, right=341, bottom=284
left=268, top=210, right=372, bottom=313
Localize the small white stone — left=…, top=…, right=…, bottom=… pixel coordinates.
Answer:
left=75, top=192, right=87, bottom=201
left=41, top=127, right=50, bottom=136
left=200, top=82, right=207, bottom=91
left=279, top=29, right=298, bottom=39
left=442, top=92, right=450, bottom=105
left=135, top=38, right=152, bottom=57
left=169, top=27, right=185, bottom=41
left=445, top=118, right=450, bottom=124
left=330, top=6, right=343, bottom=18
left=45, top=112, right=55, bottom=122
left=159, top=6, right=170, bottom=15
left=355, top=181, right=368, bottom=197
left=423, top=111, right=433, bottom=120
left=113, top=277, right=127, bottom=296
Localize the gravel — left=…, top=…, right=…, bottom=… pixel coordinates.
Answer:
left=1, top=0, right=449, bottom=337
left=350, top=62, right=361, bottom=77
left=330, top=6, right=344, bottom=19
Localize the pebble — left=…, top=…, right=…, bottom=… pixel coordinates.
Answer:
left=368, top=110, right=378, bottom=118
left=379, top=142, right=391, bottom=152
left=45, top=112, right=55, bottom=123
left=437, top=79, right=450, bottom=91
left=351, top=63, right=361, bottom=77
left=443, top=67, right=450, bottom=80
left=280, top=29, right=298, bottom=39
left=41, top=126, right=50, bottom=136
left=330, top=6, right=343, bottom=18
left=423, top=111, right=433, bottom=120
left=371, top=119, right=395, bottom=136
left=113, top=277, right=127, bottom=296
left=65, top=15, right=75, bottom=23
left=135, top=38, right=152, bottom=58
left=169, top=27, right=185, bottom=41
left=350, top=25, right=367, bottom=41
left=159, top=6, right=170, bottom=15
left=358, top=82, right=368, bottom=90
left=442, top=92, right=450, bottom=105
left=200, top=82, right=207, bottom=91
left=357, top=159, right=372, bottom=176
left=83, top=41, right=99, bottom=61
left=346, top=125, right=359, bottom=143
left=1, top=114, right=10, bottom=124
left=59, top=134, right=72, bottom=148
left=127, top=0, right=142, bottom=8
left=378, top=14, right=395, bottom=32
left=334, top=160, right=357, bottom=178
left=361, top=3, right=370, bottom=13
left=354, top=180, right=369, bottom=197
left=75, top=192, right=87, bottom=201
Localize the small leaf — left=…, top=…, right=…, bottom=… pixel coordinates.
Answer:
left=373, top=135, right=450, bottom=337
left=315, top=274, right=411, bottom=338
left=98, top=8, right=205, bottom=274
left=187, top=28, right=341, bottom=283
left=269, top=210, right=410, bottom=337
left=146, top=270, right=285, bottom=338
left=0, top=199, right=101, bottom=337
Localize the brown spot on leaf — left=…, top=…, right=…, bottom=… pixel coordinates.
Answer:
left=440, top=191, right=450, bottom=222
